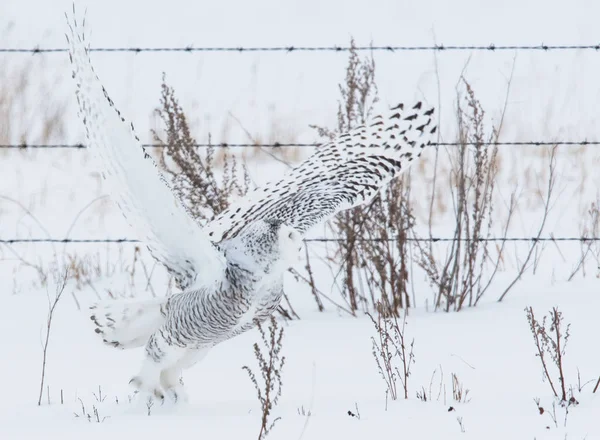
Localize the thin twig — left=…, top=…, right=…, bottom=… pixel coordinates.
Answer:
left=38, top=269, right=69, bottom=406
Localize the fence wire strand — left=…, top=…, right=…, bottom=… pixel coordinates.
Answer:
left=1, top=237, right=600, bottom=244
left=3, top=44, right=600, bottom=54
left=1, top=140, right=600, bottom=150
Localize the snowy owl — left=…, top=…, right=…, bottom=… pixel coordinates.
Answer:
left=66, top=15, right=436, bottom=402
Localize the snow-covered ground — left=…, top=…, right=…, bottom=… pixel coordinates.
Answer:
left=1, top=0, right=599, bottom=439
left=0, top=276, right=598, bottom=439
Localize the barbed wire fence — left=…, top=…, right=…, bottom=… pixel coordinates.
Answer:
left=1, top=237, right=600, bottom=244
left=4, top=43, right=600, bottom=53
left=1, top=140, right=600, bottom=149
left=1, top=42, right=599, bottom=245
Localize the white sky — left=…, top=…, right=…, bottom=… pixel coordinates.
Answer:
left=1, top=0, right=599, bottom=145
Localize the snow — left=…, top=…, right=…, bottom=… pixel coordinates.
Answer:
left=0, top=278, right=598, bottom=439
left=1, top=0, right=599, bottom=439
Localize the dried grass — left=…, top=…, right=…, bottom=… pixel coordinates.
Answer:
left=242, top=316, right=286, bottom=440
left=152, top=74, right=250, bottom=224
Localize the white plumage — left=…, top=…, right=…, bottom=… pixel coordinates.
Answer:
left=66, top=13, right=436, bottom=402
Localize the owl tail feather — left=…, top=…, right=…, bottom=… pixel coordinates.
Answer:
left=89, top=298, right=167, bottom=349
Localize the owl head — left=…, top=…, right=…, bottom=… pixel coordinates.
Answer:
left=223, top=219, right=302, bottom=274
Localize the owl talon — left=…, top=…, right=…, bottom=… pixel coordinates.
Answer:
left=165, top=385, right=188, bottom=403
left=129, top=376, right=164, bottom=401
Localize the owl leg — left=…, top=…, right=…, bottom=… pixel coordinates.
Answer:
left=160, top=347, right=210, bottom=403
left=159, top=367, right=183, bottom=401
left=129, top=330, right=184, bottom=401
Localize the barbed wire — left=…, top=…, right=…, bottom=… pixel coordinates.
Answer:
left=1, top=236, right=599, bottom=244
left=3, top=44, right=600, bottom=54
left=1, top=140, right=599, bottom=150
left=306, top=237, right=600, bottom=243
left=0, top=142, right=315, bottom=149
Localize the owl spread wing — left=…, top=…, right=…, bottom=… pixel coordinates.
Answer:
left=205, top=104, right=436, bottom=242
left=66, top=16, right=226, bottom=290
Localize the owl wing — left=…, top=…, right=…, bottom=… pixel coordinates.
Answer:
left=206, top=103, right=436, bottom=242
left=66, top=15, right=225, bottom=290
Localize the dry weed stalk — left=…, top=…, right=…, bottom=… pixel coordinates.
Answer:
left=368, top=306, right=415, bottom=401
left=415, top=80, right=513, bottom=311
left=152, top=74, right=249, bottom=225
left=63, top=244, right=158, bottom=308
left=456, top=416, right=466, bottom=433
left=310, top=38, right=417, bottom=316
left=38, top=268, right=69, bottom=406
left=289, top=265, right=353, bottom=315
left=0, top=51, right=66, bottom=150
left=497, top=146, right=558, bottom=301
left=525, top=306, right=571, bottom=403
left=66, top=248, right=129, bottom=291
left=0, top=196, right=56, bottom=289
left=347, top=403, right=361, bottom=420
left=416, top=366, right=445, bottom=403
left=534, top=397, right=572, bottom=429
left=569, top=196, right=600, bottom=280
left=451, top=373, right=471, bottom=403
left=314, top=38, right=378, bottom=315
left=360, top=174, right=415, bottom=316
left=416, top=368, right=471, bottom=406
left=73, top=397, right=108, bottom=423
left=301, top=244, right=324, bottom=312
left=242, top=316, right=286, bottom=440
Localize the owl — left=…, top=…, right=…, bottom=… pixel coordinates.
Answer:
left=66, top=13, right=436, bottom=402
